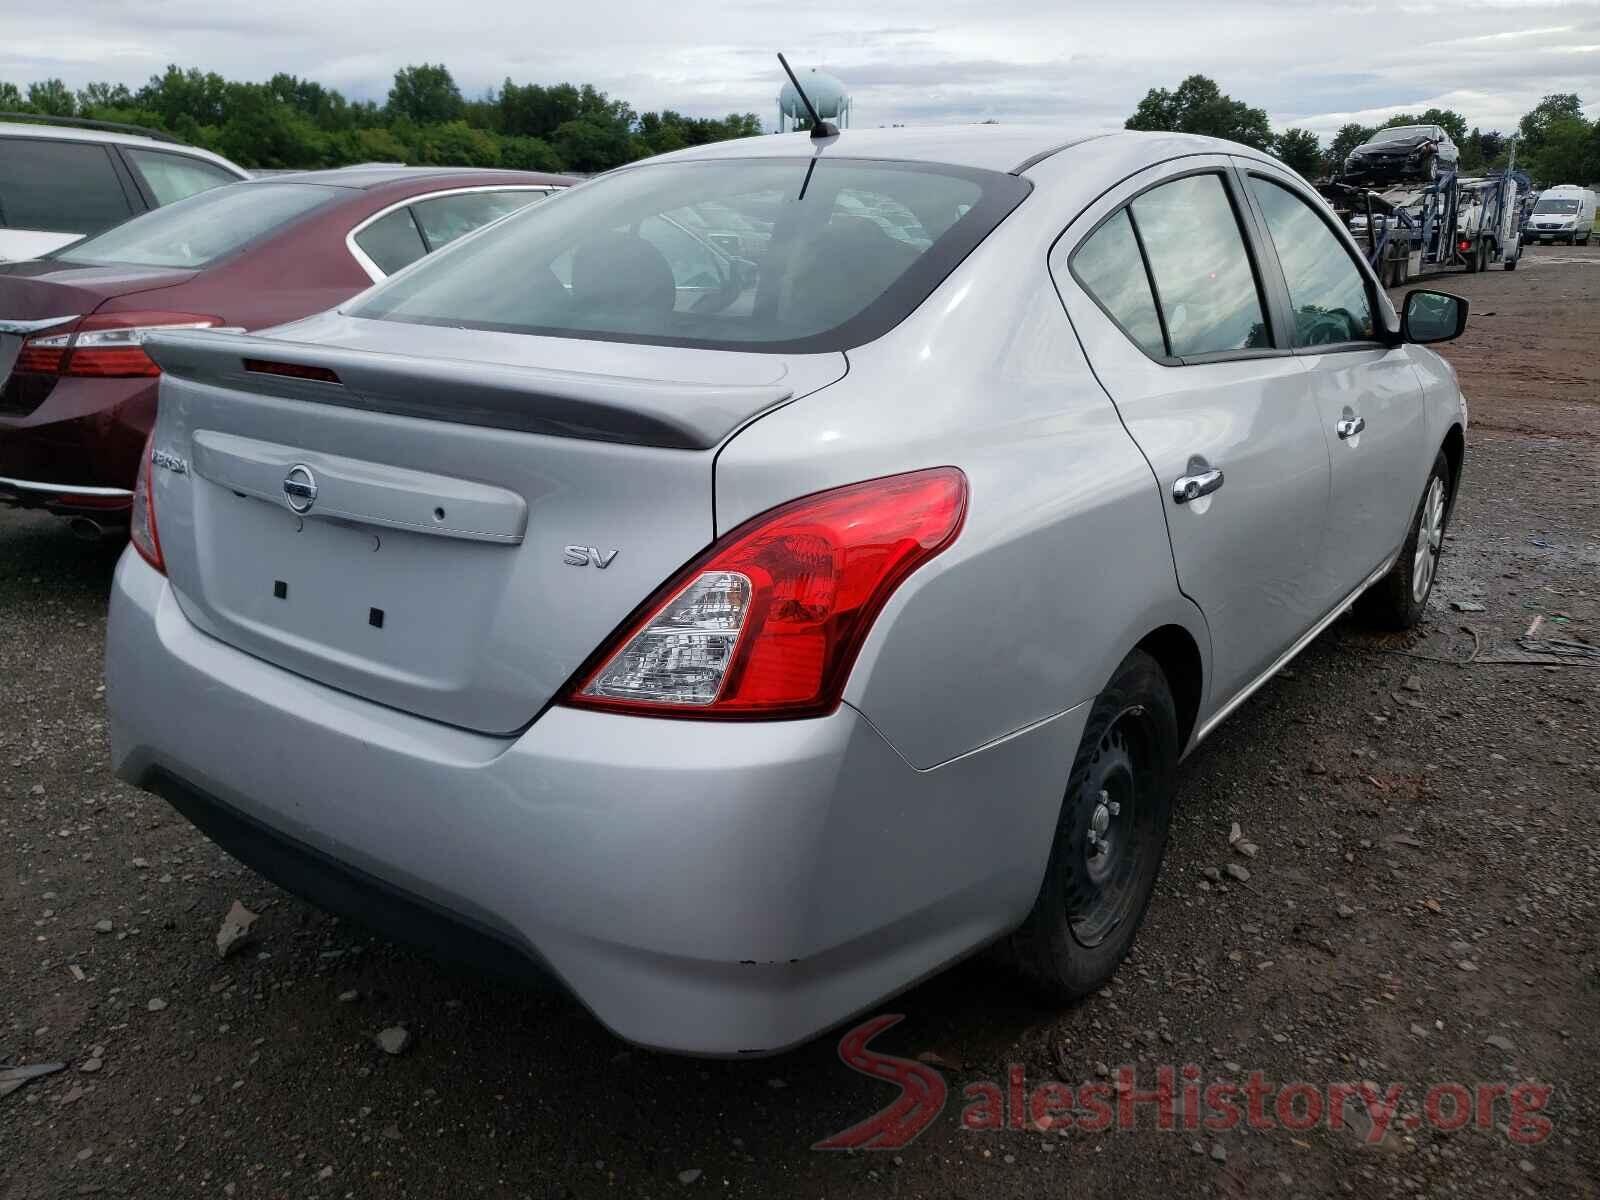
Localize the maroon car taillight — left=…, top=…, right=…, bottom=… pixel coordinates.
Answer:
left=129, top=432, right=165, bottom=575
left=19, top=311, right=223, bottom=379
left=560, top=468, right=968, bottom=720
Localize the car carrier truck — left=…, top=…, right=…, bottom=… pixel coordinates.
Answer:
left=1317, top=160, right=1533, bottom=283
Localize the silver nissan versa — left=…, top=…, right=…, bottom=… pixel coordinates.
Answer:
left=105, top=127, right=1470, bottom=1055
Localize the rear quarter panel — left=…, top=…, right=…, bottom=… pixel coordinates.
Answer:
left=714, top=190, right=1207, bottom=769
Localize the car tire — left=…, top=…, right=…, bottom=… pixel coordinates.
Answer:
left=1006, top=649, right=1179, bottom=1000
left=1357, top=450, right=1452, bottom=631
left=1465, top=242, right=1480, bottom=273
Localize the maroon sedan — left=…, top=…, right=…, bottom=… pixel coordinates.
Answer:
left=0, top=165, right=572, bottom=535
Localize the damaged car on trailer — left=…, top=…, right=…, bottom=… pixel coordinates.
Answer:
left=1342, top=124, right=1459, bottom=184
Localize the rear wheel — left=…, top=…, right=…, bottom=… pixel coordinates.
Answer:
left=1007, top=650, right=1178, bottom=999
left=1357, top=450, right=1452, bottom=630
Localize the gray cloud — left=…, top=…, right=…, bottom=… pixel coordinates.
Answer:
left=2, top=0, right=1595, bottom=142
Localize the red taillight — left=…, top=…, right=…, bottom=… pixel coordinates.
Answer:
left=15, top=340, right=66, bottom=374
left=129, top=432, right=165, bottom=574
left=17, top=312, right=221, bottom=379
left=562, top=467, right=968, bottom=719
left=1458, top=240, right=1471, bottom=252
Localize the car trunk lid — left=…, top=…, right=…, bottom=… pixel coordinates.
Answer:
left=0, top=261, right=198, bottom=408
left=142, top=319, right=846, bottom=733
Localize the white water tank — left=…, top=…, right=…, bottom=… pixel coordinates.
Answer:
left=777, top=68, right=851, bottom=131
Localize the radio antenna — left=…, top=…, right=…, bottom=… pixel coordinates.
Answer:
left=777, top=53, right=838, bottom=139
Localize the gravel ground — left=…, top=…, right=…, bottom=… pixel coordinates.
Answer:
left=2, top=243, right=1597, bottom=1199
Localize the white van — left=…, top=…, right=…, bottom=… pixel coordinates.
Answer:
left=1528, top=184, right=1596, bottom=245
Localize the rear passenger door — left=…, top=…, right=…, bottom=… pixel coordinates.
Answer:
left=0, top=137, right=138, bottom=259
left=1050, top=159, right=1333, bottom=709
left=1236, top=163, right=1429, bottom=587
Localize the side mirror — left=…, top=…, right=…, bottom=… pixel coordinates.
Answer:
left=1401, top=289, right=1469, bottom=344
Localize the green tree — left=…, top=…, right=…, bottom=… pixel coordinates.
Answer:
left=213, top=86, right=326, bottom=169
left=77, top=81, right=134, bottom=112
left=497, top=135, right=563, bottom=172
left=411, top=120, right=501, bottom=167
left=332, top=126, right=411, bottom=165
left=387, top=64, right=463, bottom=125
left=1273, top=128, right=1322, bottom=178
left=553, top=117, right=636, bottom=172
left=136, top=66, right=230, bottom=127
left=1, top=62, right=770, bottom=174
left=1125, top=74, right=1273, bottom=151
left=1528, top=116, right=1597, bottom=186
left=1518, top=94, right=1584, bottom=152
left=26, top=78, right=75, bottom=116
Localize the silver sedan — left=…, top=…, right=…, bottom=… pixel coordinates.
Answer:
left=106, top=126, right=1469, bottom=1055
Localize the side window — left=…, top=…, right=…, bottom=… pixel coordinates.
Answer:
left=124, top=149, right=238, bottom=206
left=410, top=190, right=545, bottom=251
left=354, top=207, right=428, bottom=276
left=1247, top=177, right=1376, bottom=346
left=1070, top=209, right=1165, bottom=358
left=0, top=139, right=134, bottom=235
left=1131, top=174, right=1270, bottom=357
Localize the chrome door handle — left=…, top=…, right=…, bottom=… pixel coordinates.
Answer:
left=1172, top=468, right=1224, bottom=504
left=1336, top=416, right=1365, bottom=439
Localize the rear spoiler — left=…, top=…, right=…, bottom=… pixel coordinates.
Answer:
left=144, top=330, right=793, bottom=451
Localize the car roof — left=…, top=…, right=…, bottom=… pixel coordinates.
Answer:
left=637, top=126, right=1275, bottom=175
left=0, top=118, right=247, bottom=175
left=256, top=165, right=573, bottom=189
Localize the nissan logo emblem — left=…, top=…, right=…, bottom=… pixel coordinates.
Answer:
left=283, top=464, right=318, bottom=514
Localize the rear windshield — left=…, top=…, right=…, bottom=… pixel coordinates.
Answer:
left=1534, top=198, right=1581, bottom=214
left=347, top=157, right=1031, bottom=353
left=54, top=182, right=340, bottom=268
left=1369, top=126, right=1433, bottom=143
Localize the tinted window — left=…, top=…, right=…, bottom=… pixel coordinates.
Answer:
left=349, top=159, right=1027, bottom=353
left=355, top=207, right=428, bottom=275
left=1131, top=175, right=1269, bottom=357
left=1070, top=210, right=1165, bottom=358
left=55, top=182, right=339, bottom=268
left=124, top=148, right=239, bottom=206
left=0, top=138, right=133, bottom=235
left=410, top=190, right=545, bottom=250
left=1248, top=177, right=1375, bottom=346
left=1370, top=126, right=1431, bottom=143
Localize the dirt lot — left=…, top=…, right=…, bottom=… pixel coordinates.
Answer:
left=2, top=244, right=1597, bottom=1200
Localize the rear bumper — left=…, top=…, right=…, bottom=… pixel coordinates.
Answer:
left=0, top=375, right=154, bottom=511
left=107, top=550, right=1087, bottom=1055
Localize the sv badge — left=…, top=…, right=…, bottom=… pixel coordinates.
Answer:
left=563, top=545, right=619, bottom=569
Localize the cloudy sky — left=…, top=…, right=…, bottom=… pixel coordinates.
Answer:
left=5, top=0, right=1597, bottom=140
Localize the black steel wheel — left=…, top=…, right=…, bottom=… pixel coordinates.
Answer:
left=1007, top=649, right=1179, bottom=999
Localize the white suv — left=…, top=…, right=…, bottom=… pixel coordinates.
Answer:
left=0, top=117, right=249, bottom=260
